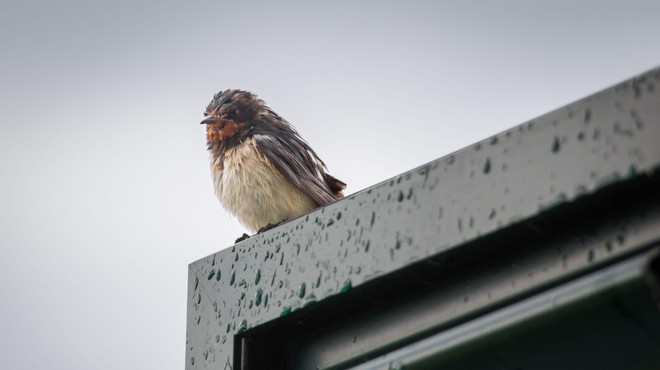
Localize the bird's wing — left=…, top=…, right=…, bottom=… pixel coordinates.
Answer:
left=253, top=133, right=342, bottom=207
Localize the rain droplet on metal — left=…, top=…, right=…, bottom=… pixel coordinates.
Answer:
left=584, top=109, right=592, bottom=124
left=551, top=137, right=561, bottom=153
left=237, top=319, right=248, bottom=333
left=340, top=279, right=353, bottom=293
left=483, top=158, right=491, bottom=174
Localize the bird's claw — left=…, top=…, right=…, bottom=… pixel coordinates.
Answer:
left=234, top=220, right=284, bottom=244
left=257, top=221, right=284, bottom=234
left=235, top=233, right=250, bottom=243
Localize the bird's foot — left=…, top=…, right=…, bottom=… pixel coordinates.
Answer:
left=257, top=220, right=285, bottom=234
left=235, top=221, right=285, bottom=243
left=234, top=233, right=251, bottom=243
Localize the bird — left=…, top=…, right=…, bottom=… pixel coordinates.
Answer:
left=201, top=89, right=346, bottom=242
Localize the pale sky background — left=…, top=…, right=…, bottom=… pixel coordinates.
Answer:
left=1, top=1, right=659, bottom=369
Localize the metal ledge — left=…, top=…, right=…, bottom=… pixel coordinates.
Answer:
left=353, top=248, right=660, bottom=370
left=186, top=66, right=660, bottom=369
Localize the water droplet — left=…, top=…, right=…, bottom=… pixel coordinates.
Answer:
left=280, top=306, right=291, bottom=317
left=336, top=212, right=342, bottom=220
left=255, top=288, right=263, bottom=306
left=616, top=234, right=625, bottom=246
left=298, top=282, right=307, bottom=298
left=327, top=218, right=335, bottom=226
left=237, top=320, right=248, bottom=333
left=613, top=122, right=634, bottom=137
left=397, top=191, right=404, bottom=202
left=394, top=240, right=401, bottom=250
left=207, top=269, right=215, bottom=280
left=631, top=110, right=644, bottom=130
left=551, top=137, right=561, bottom=153
left=255, top=269, right=261, bottom=285
left=304, top=293, right=317, bottom=307
left=316, top=272, right=322, bottom=288
left=584, top=109, right=592, bottom=124
left=229, top=271, right=236, bottom=286
left=483, top=158, right=491, bottom=174
left=340, top=279, right=352, bottom=293
left=593, top=128, right=601, bottom=140
left=370, top=212, right=376, bottom=227
left=587, top=249, right=594, bottom=262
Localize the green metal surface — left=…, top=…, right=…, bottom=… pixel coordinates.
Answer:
left=353, top=251, right=660, bottom=370
left=186, top=66, right=660, bottom=369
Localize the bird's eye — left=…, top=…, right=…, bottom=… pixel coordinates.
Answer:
left=227, top=109, right=240, bottom=119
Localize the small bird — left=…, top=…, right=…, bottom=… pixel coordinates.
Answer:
left=201, top=89, right=346, bottom=242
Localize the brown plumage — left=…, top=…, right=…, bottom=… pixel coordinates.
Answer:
left=201, top=90, right=345, bottom=238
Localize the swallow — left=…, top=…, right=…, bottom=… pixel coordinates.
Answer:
left=202, top=89, right=346, bottom=242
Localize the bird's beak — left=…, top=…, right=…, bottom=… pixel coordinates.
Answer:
left=201, top=116, right=222, bottom=125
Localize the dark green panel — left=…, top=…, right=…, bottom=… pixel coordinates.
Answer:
left=356, top=253, right=660, bottom=370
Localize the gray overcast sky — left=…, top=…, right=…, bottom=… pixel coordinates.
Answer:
left=1, top=1, right=659, bottom=369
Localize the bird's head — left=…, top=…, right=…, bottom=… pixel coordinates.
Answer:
left=201, top=89, right=263, bottom=147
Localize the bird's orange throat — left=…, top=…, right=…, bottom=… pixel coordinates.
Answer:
left=206, top=121, right=245, bottom=142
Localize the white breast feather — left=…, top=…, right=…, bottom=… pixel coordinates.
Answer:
left=211, top=137, right=317, bottom=232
